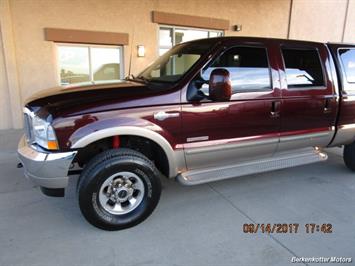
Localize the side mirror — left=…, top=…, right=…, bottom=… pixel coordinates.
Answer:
left=209, top=68, right=232, bottom=101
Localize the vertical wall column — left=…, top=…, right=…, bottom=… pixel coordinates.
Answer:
left=0, top=0, right=22, bottom=129
left=288, top=0, right=349, bottom=42
left=343, top=0, right=355, bottom=42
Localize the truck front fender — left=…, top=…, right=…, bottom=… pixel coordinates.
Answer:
left=70, top=125, right=184, bottom=178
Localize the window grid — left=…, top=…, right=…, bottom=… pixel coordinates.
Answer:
left=158, top=25, right=223, bottom=56
left=57, top=43, right=124, bottom=86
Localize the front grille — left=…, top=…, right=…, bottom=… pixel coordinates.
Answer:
left=23, top=109, right=34, bottom=143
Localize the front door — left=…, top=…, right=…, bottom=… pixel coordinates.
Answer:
left=181, top=42, right=281, bottom=171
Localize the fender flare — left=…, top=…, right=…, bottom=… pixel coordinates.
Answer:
left=71, top=126, right=182, bottom=177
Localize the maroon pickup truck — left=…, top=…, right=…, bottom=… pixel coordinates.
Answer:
left=18, top=37, right=355, bottom=230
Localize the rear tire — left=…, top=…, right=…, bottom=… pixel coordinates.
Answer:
left=77, top=148, right=161, bottom=230
left=343, top=142, right=355, bottom=171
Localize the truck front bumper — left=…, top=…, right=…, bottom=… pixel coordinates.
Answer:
left=17, top=135, right=77, bottom=190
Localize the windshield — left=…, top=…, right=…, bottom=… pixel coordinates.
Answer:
left=137, top=42, right=213, bottom=83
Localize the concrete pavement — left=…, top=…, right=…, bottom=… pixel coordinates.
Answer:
left=0, top=130, right=354, bottom=266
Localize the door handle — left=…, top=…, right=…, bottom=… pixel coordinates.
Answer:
left=324, top=98, right=332, bottom=113
left=270, top=101, right=281, bottom=118
left=154, top=111, right=180, bottom=121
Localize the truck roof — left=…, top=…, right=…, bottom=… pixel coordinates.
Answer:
left=185, top=36, right=355, bottom=47
left=327, top=42, right=355, bottom=47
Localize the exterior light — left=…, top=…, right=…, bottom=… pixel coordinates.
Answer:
left=137, top=45, right=145, bottom=57
left=233, top=25, right=242, bottom=32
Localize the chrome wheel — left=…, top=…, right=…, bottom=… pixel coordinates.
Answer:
left=98, top=172, right=145, bottom=215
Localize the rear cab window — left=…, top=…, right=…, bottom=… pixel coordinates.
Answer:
left=281, top=48, right=325, bottom=89
left=339, top=49, right=355, bottom=84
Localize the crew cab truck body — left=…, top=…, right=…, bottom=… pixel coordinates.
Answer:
left=17, top=37, right=355, bottom=230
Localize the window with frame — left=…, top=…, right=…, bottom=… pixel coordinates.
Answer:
left=339, top=48, right=355, bottom=83
left=138, top=42, right=212, bottom=83
left=57, top=44, right=123, bottom=85
left=282, top=48, right=325, bottom=88
left=201, top=46, right=272, bottom=93
left=159, top=26, right=223, bottom=56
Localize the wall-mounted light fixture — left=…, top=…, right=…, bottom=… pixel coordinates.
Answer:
left=233, top=25, right=242, bottom=32
left=137, top=45, right=145, bottom=57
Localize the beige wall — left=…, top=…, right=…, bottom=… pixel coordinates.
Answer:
left=344, top=0, right=355, bottom=42
left=0, top=0, right=22, bottom=129
left=0, top=0, right=354, bottom=129
left=155, top=0, right=291, bottom=38
left=0, top=24, right=13, bottom=129
left=289, top=0, right=349, bottom=42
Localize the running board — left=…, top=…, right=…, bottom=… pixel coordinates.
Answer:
left=177, top=148, right=328, bottom=186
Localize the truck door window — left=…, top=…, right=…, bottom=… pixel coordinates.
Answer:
left=201, top=46, right=272, bottom=93
left=339, top=49, right=355, bottom=83
left=282, top=48, right=325, bottom=88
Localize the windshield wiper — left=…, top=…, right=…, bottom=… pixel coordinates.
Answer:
left=126, top=75, right=174, bottom=84
left=136, top=76, right=150, bottom=83
left=125, top=74, right=134, bottom=79
left=125, top=74, right=149, bottom=84
left=147, top=79, right=175, bottom=83
left=124, top=74, right=136, bottom=81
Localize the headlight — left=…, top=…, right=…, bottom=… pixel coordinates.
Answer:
left=32, top=115, right=59, bottom=150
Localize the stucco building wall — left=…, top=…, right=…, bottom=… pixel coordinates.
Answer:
left=0, top=25, right=13, bottom=129
left=344, top=0, right=355, bottom=42
left=0, top=0, right=353, bottom=129
left=289, top=0, right=349, bottom=42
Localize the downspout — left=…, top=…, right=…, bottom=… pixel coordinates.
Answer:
left=341, top=0, right=350, bottom=42
left=287, top=0, right=293, bottom=39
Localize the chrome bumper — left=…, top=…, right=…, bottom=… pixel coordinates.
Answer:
left=17, top=135, right=77, bottom=189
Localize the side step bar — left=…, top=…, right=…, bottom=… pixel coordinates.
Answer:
left=177, top=148, right=328, bottom=186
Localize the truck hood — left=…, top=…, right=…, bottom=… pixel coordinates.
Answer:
left=26, top=81, right=174, bottom=118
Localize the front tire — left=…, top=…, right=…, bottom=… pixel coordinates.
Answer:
left=77, top=148, right=161, bottom=230
left=344, top=142, right=355, bottom=171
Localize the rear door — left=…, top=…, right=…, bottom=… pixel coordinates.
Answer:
left=327, top=44, right=355, bottom=146
left=181, top=40, right=281, bottom=171
left=277, top=43, right=338, bottom=151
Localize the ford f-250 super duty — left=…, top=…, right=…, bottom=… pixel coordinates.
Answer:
left=18, top=37, right=355, bottom=230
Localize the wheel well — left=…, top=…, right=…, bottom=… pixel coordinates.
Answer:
left=74, top=135, right=170, bottom=177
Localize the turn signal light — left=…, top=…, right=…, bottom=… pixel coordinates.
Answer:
left=47, top=140, right=59, bottom=150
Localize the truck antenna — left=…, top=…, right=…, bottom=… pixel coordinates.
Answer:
left=127, top=29, right=135, bottom=78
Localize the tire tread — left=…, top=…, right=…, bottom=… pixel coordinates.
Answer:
left=77, top=148, right=161, bottom=230
left=344, top=142, right=355, bottom=172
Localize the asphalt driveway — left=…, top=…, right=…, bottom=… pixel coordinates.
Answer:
left=0, top=129, right=354, bottom=266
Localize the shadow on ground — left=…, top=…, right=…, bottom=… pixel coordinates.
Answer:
left=0, top=141, right=354, bottom=266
